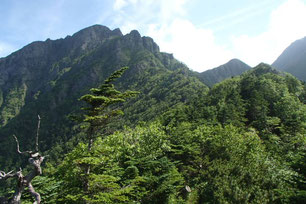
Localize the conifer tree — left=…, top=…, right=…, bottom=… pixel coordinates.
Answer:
left=78, top=66, right=138, bottom=199
left=79, top=66, right=138, bottom=151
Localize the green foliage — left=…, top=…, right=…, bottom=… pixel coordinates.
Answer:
left=53, top=141, right=132, bottom=203
left=209, top=78, right=247, bottom=126
left=49, top=64, right=305, bottom=203
left=21, top=174, right=61, bottom=204
left=121, top=67, right=208, bottom=125
left=0, top=30, right=207, bottom=171
left=60, top=66, right=139, bottom=202
left=0, top=83, right=27, bottom=126
left=0, top=89, right=3, bottom=108
left=51, top=122, right=184, bottom=203
left=49, top=116, right=302, bottom=203
left=79, top=66, right=138, bottom=127
left=0, top=29, right=305, bottom=203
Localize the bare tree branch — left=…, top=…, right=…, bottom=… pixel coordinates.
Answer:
left=3, top=116, right=45, bottom=204
left=35, top=115, right=41, bottom=152
left=0, top=170, right=15, bottom=180
left=13, top=135, right=34, bottom=156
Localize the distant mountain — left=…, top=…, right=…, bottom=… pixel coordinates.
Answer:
left=1, top=25, right=305, bottom=203
left=272, top=36, right=306, bottom=81
left=196, top=59, right=251, bottom=87
left=0, top=25, right=208, bottom=167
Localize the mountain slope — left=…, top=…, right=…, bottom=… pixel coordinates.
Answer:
left=197, top=58, right=251, bottom=87
left=0, top=25, right=208, bottom=167
left=0, top=25, right=123, bottom=126
left=272, top=36, right=306, bottom=81
left=50, top=63, right=306, bottom=203
left=1, top=26, right=305, bottom=203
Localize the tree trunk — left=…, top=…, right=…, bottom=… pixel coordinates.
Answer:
left=0, top=116, right=43, bottom=204
left=10, top=156, right=44, bottom=204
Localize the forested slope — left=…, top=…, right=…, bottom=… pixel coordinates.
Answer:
left=0, top=25, right=207, bottom=169
left=26, top=63, right=304, bottom=203
left=197, top=58, right=251, bottom=87
left=0, top=25, right=305, bottom=203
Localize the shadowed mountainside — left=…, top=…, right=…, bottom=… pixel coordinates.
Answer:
left=272, top=36, right=306, bottom=81
left=197, top=58, right=251, bottom=87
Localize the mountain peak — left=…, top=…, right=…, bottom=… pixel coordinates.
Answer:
left=113, top=28, right=123, bottom=36
left=121, top=29, right=160, bottom=53
left=228, top=58, right=244, bottom=64
left=129, top=30, right=141, bottom=38
left=72, top=24, right=122, bottom=43
left=197, top=58, right=250, bottom=87
left=61, top=25, right=123, bottom=53
left=73, top=24, right=122, bottom=38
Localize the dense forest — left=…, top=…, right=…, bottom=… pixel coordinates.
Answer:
left=0, top=25, right=305, bottom=203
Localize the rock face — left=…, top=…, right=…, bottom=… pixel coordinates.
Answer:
left=0, top=24, right=207, bottom=167
left=0, top=25, right=164, bottom=127
left=272, top=36, right=306, bottom=81
left=197, top=59, right=251, bottom=87
left=0, top=25, right=122, bottom=127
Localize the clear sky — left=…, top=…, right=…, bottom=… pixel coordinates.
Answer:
left=1, top=0, right=306, bottom=72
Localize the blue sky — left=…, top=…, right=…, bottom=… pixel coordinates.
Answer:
left=1, top=0, right=306, bottom=72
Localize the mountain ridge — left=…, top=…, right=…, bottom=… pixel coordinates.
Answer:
left=272, top=36, right=306, bottom=81
left=197, top=58, right=251, bottom=87
left=0, top=24, right=207, bottom=167
left=0, top=25, right=305, bottom=203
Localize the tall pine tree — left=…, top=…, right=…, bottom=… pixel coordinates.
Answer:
left=79, top=66, right=138, bottom=151
left=78, top=66, right=138, bottom=202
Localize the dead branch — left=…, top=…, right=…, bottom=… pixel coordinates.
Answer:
left=0, top=170, right=15, bottom=180
left=13, top=135, right=34, bottom=156
left=12, top=115, right=41, bottom=158
left=35, top=115, right=41, bottom=153
left=13, top=134, right=41, bottom=159
left=1, top=116, right=45, bottom=204
left=10, top=156, right=44, bottom=204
